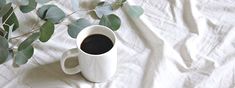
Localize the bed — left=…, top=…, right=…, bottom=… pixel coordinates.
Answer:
left=0, top=0, right=234, bottom=88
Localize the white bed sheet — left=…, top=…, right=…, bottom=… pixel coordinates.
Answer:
left=0, top=0, right=235, bottom=88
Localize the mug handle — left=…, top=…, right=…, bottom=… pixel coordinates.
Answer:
left=60, top=48, right=81, bottom=75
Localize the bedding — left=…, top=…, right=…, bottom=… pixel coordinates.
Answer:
left=0, top=0, right=234, bottom=88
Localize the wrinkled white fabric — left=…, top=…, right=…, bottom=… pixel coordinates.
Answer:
left=0, top=0, right=235, bottom=88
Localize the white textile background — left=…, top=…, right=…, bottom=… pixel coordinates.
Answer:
left=0, top=0, right=234, bottom=88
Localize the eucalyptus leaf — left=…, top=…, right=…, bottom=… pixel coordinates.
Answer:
left=0, top=28, right=6, bottom=37
left=15, top=45, right=34, bottom=65
left=97, top=1, right=105, bottom=6
left=89, top=11, right=99, bottom=19
left=45, top=6, right=65, bottom=24
left=118, top=0, right=126, bottom=3
left=18, top=32, right=39, bottom=51
left=95, top=2, right=113, bottom=18
left=39, top=21, right=54, bottom=42
left=68, top=18, right=91, bottom=38
left=37, top=5, right=65, bottom=24
left=99, top=14, right=121, bottom=31
left=127, top=5, right=144, bottom=18
left=111, top=3, right=120, bottom=10
left=0, top=29, right=3, bottom=36
left=0, top=36, right=8, bottom=64
left=37, top=5, right=52, bottom=19
left=37, top=5, right=55, bottom=19
left=20, top=0, right=37, bottom=13
left=111, top=0, right=126, bottom=10
left=2, top=7, right=19, bottom=32
left=0, top=0, right=6, bottom=7
left=0, top=3, right=12, bottom=17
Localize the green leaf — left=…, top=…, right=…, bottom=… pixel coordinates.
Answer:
left=99, top=14, right=121, bottom=31
left=2, top=7, right=19, bottom=32
left=127, top=6, right=144, bottom=18
left=97, top=1, right=105, bottom=6
left=0, top=28, right=6, bottom=37
left=68, top=18, right=91, bottom=38
left=89, top=11, right=99, bottom=19
left=0, top=36, right=8, bottom=64
left=0, top=0, right=6, bottom=7
left=0, top=3, right=11, bottom=17
left=45, top=6, right=65, bottom=24
left=37, top=5, right=65, bottom=24
left=19, top=0, right=37, bottom=13
left=39, top=21, right=54, bottom=42
left=37, top=5, right=55, bottom=19
left=18, top=32, right=39, bottom=51
left=95, top=2, right=113, bottom=18
left=111, top=0, right=126, bottom=10
left=119, top=0, right=126, bottom=3
left=15, top=45, right=34, bottom=65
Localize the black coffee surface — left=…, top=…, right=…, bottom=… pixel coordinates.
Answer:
left=81, top=34, right=113, bottom=55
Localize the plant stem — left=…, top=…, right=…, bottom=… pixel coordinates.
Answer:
left=10, top=31, right=33, bottom=40
left=10, top=25, right=39, bottom=40
left=65, top=9, right=93, bottom=18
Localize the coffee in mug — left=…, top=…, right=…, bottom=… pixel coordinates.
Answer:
left=61, top=25, right=117, bottom=82
left=81, top=34, right=113, bottom=55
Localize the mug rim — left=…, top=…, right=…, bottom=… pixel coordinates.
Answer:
left=76, top=25, right=117, bottom=56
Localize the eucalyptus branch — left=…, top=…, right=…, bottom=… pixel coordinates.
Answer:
left=10, top=8, right=88, bottom=40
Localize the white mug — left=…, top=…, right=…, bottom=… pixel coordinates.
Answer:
left=60, top=25, right=117, bottom=82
